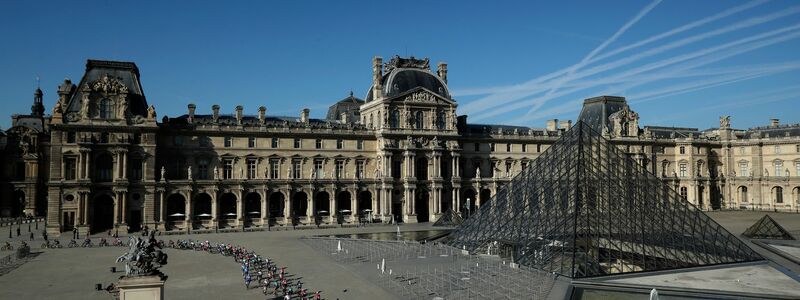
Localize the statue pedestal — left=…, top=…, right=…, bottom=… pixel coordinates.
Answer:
left=117, top=275, right=165, bottom=300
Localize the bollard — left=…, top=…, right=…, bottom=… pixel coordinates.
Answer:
left=95, top=283, right=103, bottom=291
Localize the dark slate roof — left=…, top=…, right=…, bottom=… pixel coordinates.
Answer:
left=326, top=92, right=364, bottom=121
left=465, top=123, right=553, bottom=137
left=645, top=126, right=700, bottom=139
left=577, top=96, right=627, bottom=133
left=64, top=60, right=148, bottom=117
left=365, top=68, right=450, bottom=102
left=11, top=115, right=44, bottom=132
left=745, top=123, right=800, bottom=138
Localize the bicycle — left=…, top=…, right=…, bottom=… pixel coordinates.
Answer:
left=67, top=240, right=78, bottom=248
left=1, top=242, right=12, bottom=251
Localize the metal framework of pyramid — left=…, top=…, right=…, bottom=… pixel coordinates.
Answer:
left=447, top=122, right=762, bottom=278
left=742, top=215, right=795, bottom=240
left=433, top=208, right=464, bottom=227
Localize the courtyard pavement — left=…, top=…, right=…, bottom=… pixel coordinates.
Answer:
left=0, top=211, right=798, bottom=299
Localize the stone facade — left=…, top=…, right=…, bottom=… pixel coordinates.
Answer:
left=1, top=57, right=799, bottom=237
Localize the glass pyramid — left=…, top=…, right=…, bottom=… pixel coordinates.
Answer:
left=742, top=215, right=795, bottom=240
left=433, top=208, right=464, bottom=227
left=447, top=122, right=762, bottom=278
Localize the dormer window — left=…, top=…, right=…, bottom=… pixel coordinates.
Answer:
left=100, top=98, right=114, bottom=119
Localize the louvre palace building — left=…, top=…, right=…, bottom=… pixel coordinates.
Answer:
left=1, top=56, right=799, bottom=237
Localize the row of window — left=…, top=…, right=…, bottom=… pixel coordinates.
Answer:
left=172, top=159, right=368, bottom=180
left=62, top=156, right=143, bottom=182
left=175, top=136, right=365, bottom=150
left=738, top=161, right=800, bottom=177
left=384, top=110, right=447, bottom=129
left=738, top=186, right=797, bottom=204
left=472, top=143, right=544, bottom=153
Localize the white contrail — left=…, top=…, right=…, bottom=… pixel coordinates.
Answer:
left=542, top=0, right=662, bottom=101
left=520, top=7, right=800, bottom=117
left=472, top=27, right=800, bottom=122
left=649, top=87, right=800, bottom=123
left=461, top=4, right=797, bottom=116
left=452, top=0, right=768, bottom=98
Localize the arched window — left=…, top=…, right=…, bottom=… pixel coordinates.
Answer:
left=389, top=110, right=400, bottom=128
left=100, top=98, right=114, bottom=119
left=775, top=186, right=784, bottom=203
left=436, top=111, right=446, bottom=130
left=414, top=111, right=424, bottom=129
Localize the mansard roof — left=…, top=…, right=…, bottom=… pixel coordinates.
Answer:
left=64, top=60, right=148, bottom=117
left=577, top=95, right=627, bottom=133
left=365, top=56, right=450, bottom=102
left=163, top=113, right=369, bottom=131
left=325, top=92, right=364, bottom=121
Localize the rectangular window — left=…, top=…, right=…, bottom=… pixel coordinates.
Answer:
left=336, top=139, right=344, bottom=149
left=66, top=132, right=76, bottom=144
left=292, top=160, right=301, bottom=179
left=132, top=133, right=141, bottom=145
left=796, top=144, right=800, bottom=153
left=775, top=161, right=783, bottom=177
left=248, top=137, right=256, bottom=148
left=490, top=143, right=495, bottom=152
left=522, top=144, right=527, bottom=152
left=679, top=146, right=685, bottom=154
left=739, top=147, right=745, bottom=154
left=357, top=139, right=364, bottom=150
left=505, top=161, right=512, bottom=176
left=270, top=159, right=280, bottom=179
left=474, top=143, right=480, bottom=152
left=198, top=159, right=209, bottom=180
left=536, top=144, right=541, bottom=153
left=313, top=160, right=324, bottom=179
left=224, top=137, right=232, bottom=147
left=356, top=160, right=365, bottom=179
left=796, top=162, right=800, bottom=177
left=294, top=138, right=301, bottom=149
left=247, top=160, right=256, bottom=179
left=223, top=159, right=233, bottom=179
left=506, top=143, right=512, bottom=152
left=64, top=157, right=77, bottom=180
left=679, top=163, right=687, bottom=177
left=315, top=139, right=323, bottom=149
left=775, top=145, right=781, bottom=154
left=130, top=158, right=142, bottom=181
left=271, top=137, right=279, bottom=148
left=335, top=160, right=344, bottom=179
left=739, top=162, right=748, bottom=177
left=392, top=161, right=401, bottom=179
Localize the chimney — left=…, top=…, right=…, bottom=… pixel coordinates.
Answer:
left=258, top=106, right=266, bottom=124
left=372, top=56, right=383, bottom=100
left=437, top=62, right=448, bottom=84
left=301, top=108, right=310, bottom=123
left=212, top=104, right=220, bottom=123
left=235, top=105, right=243, bottom=125
left=771, top=118, right=780, bottom=126
left=187, top=104, right=196, bottom=123
left=559, top=120, right=572, bottom=130
left=546, top=119, right=559, bottom=131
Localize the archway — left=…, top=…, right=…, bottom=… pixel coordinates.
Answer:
left=165, top=193, right=186, bottom=230
left=314, top=192, right=330, bottom=215
left=194, top=193, right=212, bottom=228
left=773, top=186, right=784, bottom=205
left=416, top=157, right=428, bottom=180
left=336, top=191, right=351, bottom=224
left=738, top=186, right=748, bottom=206
left=244, top=192, right=261, bottom=226
left=292, top=192, right=308, bottom=217
left=269, top=192, right=285, bottom=218
left=794, top=187, right=800, bottom=206
left=91, top=194, right=115, bottom=233
left=463, top=189, right=477, bottom=218
left=219, top=193, right=237, bottom=227
left=11, top=190, right=24, bottom=218
left=416, top=190, right=430, bottom=222
left=358, top=191, right=372, bottom=213
left=440, top=190, right=451, bottom=213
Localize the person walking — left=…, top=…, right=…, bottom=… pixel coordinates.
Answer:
left=72, top=227, right=78, bottom=239
left=16, top=226, right=21, bottom=237
left=42, top=229, right=48, bottom=242
left=29, top=231, right=34, bottom=241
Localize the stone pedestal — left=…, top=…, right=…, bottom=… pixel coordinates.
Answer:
left=117, top=275, right=165, bottom=300
left=404, top=214, right=418, bottom=223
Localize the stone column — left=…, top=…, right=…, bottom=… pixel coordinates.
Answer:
left=121, top=192, right=127, bottom=225
left=81, top=192, right=88, bottom=225
left=122, top=151, right=128, bottom=179
left=113, top=193, right=120, bottom=225
left=210, top=191, right=218, bottom=226
left=306, top=188, right=314, bottom=224
left=259, top=190, right=267, bottom=226
left=236, top=190, right=243, bottom=228
left=454, top=187, right=461, bottom=213
left=283, top=190, right=290, bottom=224
left=350, top=189, right=357, bottom=223
left=184, top=190, right=192, bottom=229
left=159, top=191, right=166, bottom=230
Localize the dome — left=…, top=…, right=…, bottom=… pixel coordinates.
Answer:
left=365, top=68, right=450, bottom=102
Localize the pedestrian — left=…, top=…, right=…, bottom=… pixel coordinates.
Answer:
left=17, top=227, right=21, bottom=237
left=29, top=231, right=34, bottom=241
left=42, top=229, right=48, bottom=242
left=72, top=227, right=78, bottom=239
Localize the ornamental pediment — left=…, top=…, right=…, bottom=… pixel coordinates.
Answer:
left=389, top=87, right=455, bottom=106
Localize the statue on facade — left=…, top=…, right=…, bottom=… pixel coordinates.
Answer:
left=80, top=96, right=90, bottom=119
left=52, top=99, right=63, bottom=115
left=160, top=166, right=166, bottom=181
left=213, top=166, right=219, bottom=180
left=719, top=116, right=731, bottom=129
left=475, top=167, right=481, bottom=179
left=119, top=97, right=129, bottom=119
left=147, top=105, right=157, bottom=120
left=764, top=168, right=769, bottom=177
left=187, top=166, right=192, bottom=180
left=115, top=231, right=168, bottom=278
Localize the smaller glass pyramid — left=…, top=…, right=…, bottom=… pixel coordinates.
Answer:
left=742, top=215, right=795, bottom=240
left=433, top=208, right=464, bottom=227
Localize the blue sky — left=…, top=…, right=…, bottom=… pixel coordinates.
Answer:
left=1, top=0, right=799, bottom=130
